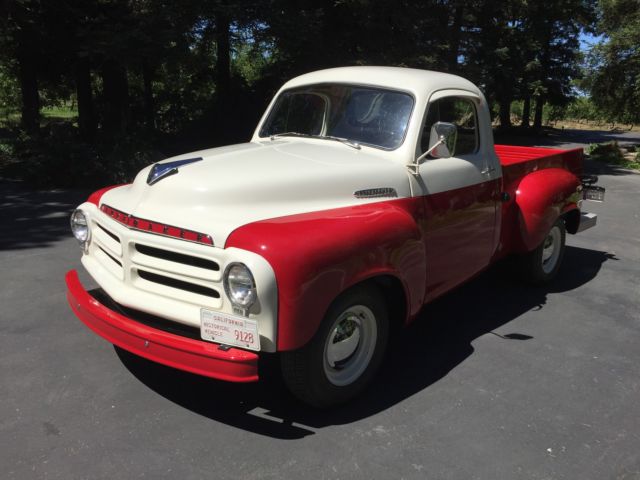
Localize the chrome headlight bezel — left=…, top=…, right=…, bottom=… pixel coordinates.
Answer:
left=223, top=262, right=257, bottom=315
left=70, top=209, right=90, bottom=246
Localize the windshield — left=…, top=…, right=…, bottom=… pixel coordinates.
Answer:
left=259, top=84, right=414, bottom=150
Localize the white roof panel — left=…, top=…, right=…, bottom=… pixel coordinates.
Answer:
left=282, top=66, right=481, bottom=97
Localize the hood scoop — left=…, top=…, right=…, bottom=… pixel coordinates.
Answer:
left=147, top=157, right=203, bottom=185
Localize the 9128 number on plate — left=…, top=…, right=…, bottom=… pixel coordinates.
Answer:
left=200, top=308, right=260, bottom=351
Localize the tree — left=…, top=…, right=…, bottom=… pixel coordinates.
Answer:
left=523, top=0, right=594, bottom=129
left=463, top=0, right=526, bottom=128
left=585, top=0, right=640, bottom=124
left=2, top=1, right=44, bottom=133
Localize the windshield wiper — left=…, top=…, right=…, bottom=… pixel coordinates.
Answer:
left=318, top=135, right=361, bottom=150
left=270, top=132, right=361, bottom=150
left=270, top=132, right=311, bottom=140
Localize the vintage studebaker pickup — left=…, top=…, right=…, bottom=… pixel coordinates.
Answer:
left=66, top=67, right=603, bottom=407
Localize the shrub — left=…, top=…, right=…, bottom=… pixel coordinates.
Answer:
left=586, top=141, right=625, bottom=163
left=3, top=124, right=163, bottom=188
left=587, top=141, right=640, bottom=170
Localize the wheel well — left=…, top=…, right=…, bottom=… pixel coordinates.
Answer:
left=362, top=275, right=408, bottom=337
left=563, top=208, right=580, bottom=234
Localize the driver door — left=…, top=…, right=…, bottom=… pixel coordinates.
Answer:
left=416, top=92, right=499, bottom=301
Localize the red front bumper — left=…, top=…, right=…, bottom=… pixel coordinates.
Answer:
left=65, top=270, right=259, bottom=382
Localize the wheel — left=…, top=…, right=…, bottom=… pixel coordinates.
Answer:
left=520, top=217, right=566, bottom=284
left=281, top=285, right=389, bottom=408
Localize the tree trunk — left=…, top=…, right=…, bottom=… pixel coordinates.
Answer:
left=533, top=95, right=544, bottom=129
left=16, top=44, right=40, bottom=134
left=447, top=3, right=465, bottom=73
left=75, top=56, right=96, bottom=140
left=215, top=12, right=231, bottom=104
left=521, top=93, right=531, bottom=128
left=101, top=59, right=129, bottom=135
left=320, top=2, right=342, bottom=67
left=499, top=98, right=511, bottom=129
left=142, top=60, right=155, bottom=131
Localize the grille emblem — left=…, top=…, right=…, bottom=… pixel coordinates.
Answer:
left=100, top=204, right=214, bottom=246
left=147, top=157, right=203, bottom=185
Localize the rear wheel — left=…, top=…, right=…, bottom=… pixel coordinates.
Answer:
left=281, top=285, right=389, bottom=408
left=520, top=217, right=566, bottom=284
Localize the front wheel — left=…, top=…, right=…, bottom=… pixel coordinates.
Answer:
left=281, top=285, right=389, bottom=408
left=519, top=217, right=566, bottom=284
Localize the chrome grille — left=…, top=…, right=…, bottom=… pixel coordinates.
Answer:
left=134, top=243, right=219, bottom=271
left=90, top=216, right=223, bottom=309
left=136, top=269, right=220, bottom=298
left=98, top=246, right=122, bottom=267
left=92, top=222, right=124, bottom=280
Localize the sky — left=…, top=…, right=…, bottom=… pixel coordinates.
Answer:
left=579, top=32, right=604, bottom=51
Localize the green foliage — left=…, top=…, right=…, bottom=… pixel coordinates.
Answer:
left=586, top=142, right=622, bottom=157
left=562, top=96, right=606, bottom=122
left=0, top=137, right=16, bottom=163
left=0, top=0, right=633, bottom=186
left=584, top=0, right=640, bottom=124
left=0, top=65, right=21, bottom=122
left=587, top=141, right=640, bottom=170
left=507, top=99, right=570, bottom=126
left=2, top=125, right=161, bottom=188
left=42, top=104, right=78, bottom=120
left=232, top=34, right=274, bottom=87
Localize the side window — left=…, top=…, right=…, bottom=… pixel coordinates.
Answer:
left=421, top=97, right=478, bottom=156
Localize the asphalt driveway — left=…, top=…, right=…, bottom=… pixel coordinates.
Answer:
left=1, top=133, right=639, bottom=479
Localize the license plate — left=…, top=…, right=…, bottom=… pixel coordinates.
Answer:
left=200, top=308, right=260, bottom=351
left=583, top=186, right=605, bottom=202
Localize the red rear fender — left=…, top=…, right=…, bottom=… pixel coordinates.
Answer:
left=509, top=168, right=580, bottom=252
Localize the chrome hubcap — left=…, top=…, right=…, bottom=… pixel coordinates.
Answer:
left=323, top=305, right=377, bottom=386
left=541, top=226, right=561, bottom=274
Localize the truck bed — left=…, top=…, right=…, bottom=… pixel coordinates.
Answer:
left=495, top=144, right=584, bottom=185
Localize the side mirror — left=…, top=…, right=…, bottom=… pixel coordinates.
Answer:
left=428, top=121, right=457, bottom=158
left=408, top=121, right=459, bottom=175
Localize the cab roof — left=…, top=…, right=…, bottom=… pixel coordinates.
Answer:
left=281, top=66, right=482, bottom=97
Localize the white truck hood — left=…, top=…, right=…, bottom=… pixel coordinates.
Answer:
left=100, top=139, right=411, bottom=246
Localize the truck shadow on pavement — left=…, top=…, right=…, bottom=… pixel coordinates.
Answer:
left=116, top=245, right=614, bottom=439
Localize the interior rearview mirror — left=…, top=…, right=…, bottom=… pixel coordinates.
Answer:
left=428, top=121, right=457, bottom=158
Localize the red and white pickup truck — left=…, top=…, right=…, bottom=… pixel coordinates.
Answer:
left=66, top=67, right=603, bottom=407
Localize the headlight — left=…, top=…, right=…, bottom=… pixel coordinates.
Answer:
left=70, top=209, right=90, bottom=245
left=224, top=263, right=257, bottom=313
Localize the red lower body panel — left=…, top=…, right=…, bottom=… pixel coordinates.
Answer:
left=65, top=270, right=259, bottom=382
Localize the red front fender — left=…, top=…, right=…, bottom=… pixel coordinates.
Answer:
left=87, top=184, right=127, bottom=206
left=225, top=198, right=425, bottom=351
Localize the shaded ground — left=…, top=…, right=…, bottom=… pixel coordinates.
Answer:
left=1, top=130, right=639, bottom=479
left=0, top=180, right=90, bottom=250
left=494, top=126, right=640, bottom=150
